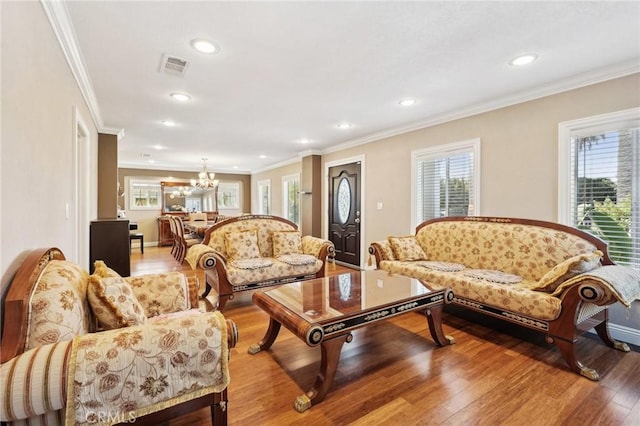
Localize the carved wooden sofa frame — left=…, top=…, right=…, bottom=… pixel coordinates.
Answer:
left=186, top=215, right=335, bottom=310
left=0, top=248, right=238, bottom=425
left=369, top=216, right=639, bottom=381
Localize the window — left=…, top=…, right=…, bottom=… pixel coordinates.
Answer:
left=412, top=139, right=480, bottom=226
left=559, top=108, right=640, bottom=269
left=128, top=179, right=162, bottom=210
left=282, top=174, right=300, bottom=226
left=257, top=179, right=271, bottom=215
left=217, top=182, right=240, bottom=210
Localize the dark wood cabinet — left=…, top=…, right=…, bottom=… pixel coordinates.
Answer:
left=90, top=219, right=130, bottom=276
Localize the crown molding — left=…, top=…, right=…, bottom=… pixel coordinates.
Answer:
left=321, top=61, right=640, bottom=157
left=40, top=0, right=104, bottom=131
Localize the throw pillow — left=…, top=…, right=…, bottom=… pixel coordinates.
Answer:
left=388, top=236, right=428, bottom=261
left=533, top=250, right=603, bottom=292
left=272, top=231, right=303, bottom=256
left=225, top=229, right=261, bottom=260
left=87, top=275, right=147, bottom=329
left=93, top=260, right=121, bottom=278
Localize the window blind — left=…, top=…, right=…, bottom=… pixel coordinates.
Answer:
left=416, top=150, right=475, bottom=222
left=569, top=125, right=639, bottom=268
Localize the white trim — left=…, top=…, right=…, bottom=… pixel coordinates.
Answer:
left=72, top=106, right=91, bottom=269
left=411, top=138, right=481, bottom=230
left=557, top=107, right=640, bottom=224
left=324, top=155, right=366, bottom=269
left=584, top=321, right=640, bottom=347
left=322, top=63, right=639, bottom=159
left=40, top=0, right=103, bottom=130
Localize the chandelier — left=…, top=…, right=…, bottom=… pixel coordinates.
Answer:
left=191, top=158, right=219, bottom=189
left=170, top=186, right=192, bottom=198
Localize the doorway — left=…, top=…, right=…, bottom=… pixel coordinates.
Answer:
left=328, top=161, right=362, bottom=267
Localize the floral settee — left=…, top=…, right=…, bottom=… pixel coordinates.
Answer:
left=186, top=215, right=335, bottom=310
left=369, top=216, right=640, bottom=381
left=0, top=248, right=238, bottom=426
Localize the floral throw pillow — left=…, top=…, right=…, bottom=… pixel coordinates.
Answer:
left=388, top=236, right=428, bottom=261
left=93, top=260, right=121, bottom=278
left=272, top=231, right=303, bottom=256
left=225, top=229, right=261, bottom=260
left=87, top=275, right=147, bottom=329
left=533, top=250, right=603, bottom=292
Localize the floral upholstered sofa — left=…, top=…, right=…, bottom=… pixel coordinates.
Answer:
left=369, top=216, right=640, bottom=380
left=0, top=248, right=238, bottom=426
left=186, top=215, right=335, bottom=310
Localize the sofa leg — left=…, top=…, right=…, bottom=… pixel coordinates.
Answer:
left=211, top=389, right=228, bottom=426
left=550, top=337, right=599, bottom=381
left=594, top=321, right=631, bottom=352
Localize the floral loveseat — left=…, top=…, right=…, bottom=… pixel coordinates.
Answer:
left=0, top=248, right=238, bottom=425
left=186, top=215, right=335, bottom=310
left=369, top=216, right=640, bottom=380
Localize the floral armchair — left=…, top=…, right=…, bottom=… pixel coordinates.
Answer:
left=0, top=248, right=237, bottom=426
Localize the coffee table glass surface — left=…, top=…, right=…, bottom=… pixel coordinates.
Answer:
left=249, top=269, right=454, bottom=412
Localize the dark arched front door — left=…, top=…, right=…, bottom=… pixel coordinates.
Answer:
left=328, top=162, right=361, bottom=267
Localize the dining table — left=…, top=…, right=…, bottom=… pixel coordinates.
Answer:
left=184, top=220, right=217, bottom=237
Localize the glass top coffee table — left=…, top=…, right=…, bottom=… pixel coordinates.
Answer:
left=249, top=269, right=455, bottom=412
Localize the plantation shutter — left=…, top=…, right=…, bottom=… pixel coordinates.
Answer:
left=569, top=124, right=640, bottom=268
left=416, top=148, right=476, bottom=222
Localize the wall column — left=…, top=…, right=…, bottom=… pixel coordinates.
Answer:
left=97, top=133, right=118, bottom=219
left=300, top=154, right=322, bottom=237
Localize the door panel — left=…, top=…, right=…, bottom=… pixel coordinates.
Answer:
left=328, top=162, right=361, bottom=267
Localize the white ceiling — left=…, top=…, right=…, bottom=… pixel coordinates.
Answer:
left=64, top=1, right=640, bottom=174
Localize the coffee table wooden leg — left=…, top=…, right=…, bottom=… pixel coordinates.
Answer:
left=425, top=305, right=455, bottom=346
left=248, top=318, right=282, bottom=354
left=294, top=333, right=352, bottom=413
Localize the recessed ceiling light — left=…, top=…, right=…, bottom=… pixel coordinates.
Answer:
left=148, top=160, right=155, bottom=164
left=190, top=38, right=218, bottom=54
left=233, top=165, right=239, bottom=169
left=509, top=53, right=538, bottom=66
left=259, top=155, right=267, bottom=159
left=398, top=98, right=417, bottom=106
left=161, top=120, right=176, bottom=127
left=337, top=122, right=352, bottom=129
left=152, top=145, right=166, bottom=150
left=299, top=138, right=311, bottom=144
left=170, top=92, right=191, bottom=102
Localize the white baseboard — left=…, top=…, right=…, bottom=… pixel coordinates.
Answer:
left=586, top=321, right=640, bottom=347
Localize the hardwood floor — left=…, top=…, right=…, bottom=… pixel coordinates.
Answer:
left=131, top=246, right=640, bottom=426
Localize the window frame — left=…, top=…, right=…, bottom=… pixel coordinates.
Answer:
left=257, top=179, right=271, bottom=215
left=411, top=138, right=481, bottom=229
left=282, top=173, right=301, bottom=226
left=558, top=107, right=640, bottom=269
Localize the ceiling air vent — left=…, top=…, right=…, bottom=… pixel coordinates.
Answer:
left=159, top=54, right=189, bottom=77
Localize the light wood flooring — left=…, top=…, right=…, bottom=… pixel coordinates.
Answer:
left=131, top=246, right=640, bottom=426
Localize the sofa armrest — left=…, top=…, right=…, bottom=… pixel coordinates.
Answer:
left=67, top=310, right=233, bottom=424
left=302, top=236, right=335, bottom=260
left=1, top=341, right=71, bottom=421
left=552, top=265, right=640, bottom=307
left=186, top=244, right=223, bottom=270
left=368, top=240, right=396, bottom=267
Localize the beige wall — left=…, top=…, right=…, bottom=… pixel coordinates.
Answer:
left=118, top=168, right=250, bottom=244
left=320, top=74, right=640, bottom=243
left=253, top=74, right=640, bottom=335
left=252, top=162, right=302, bottom=217
left=1, top=1, right=99, bottom=296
